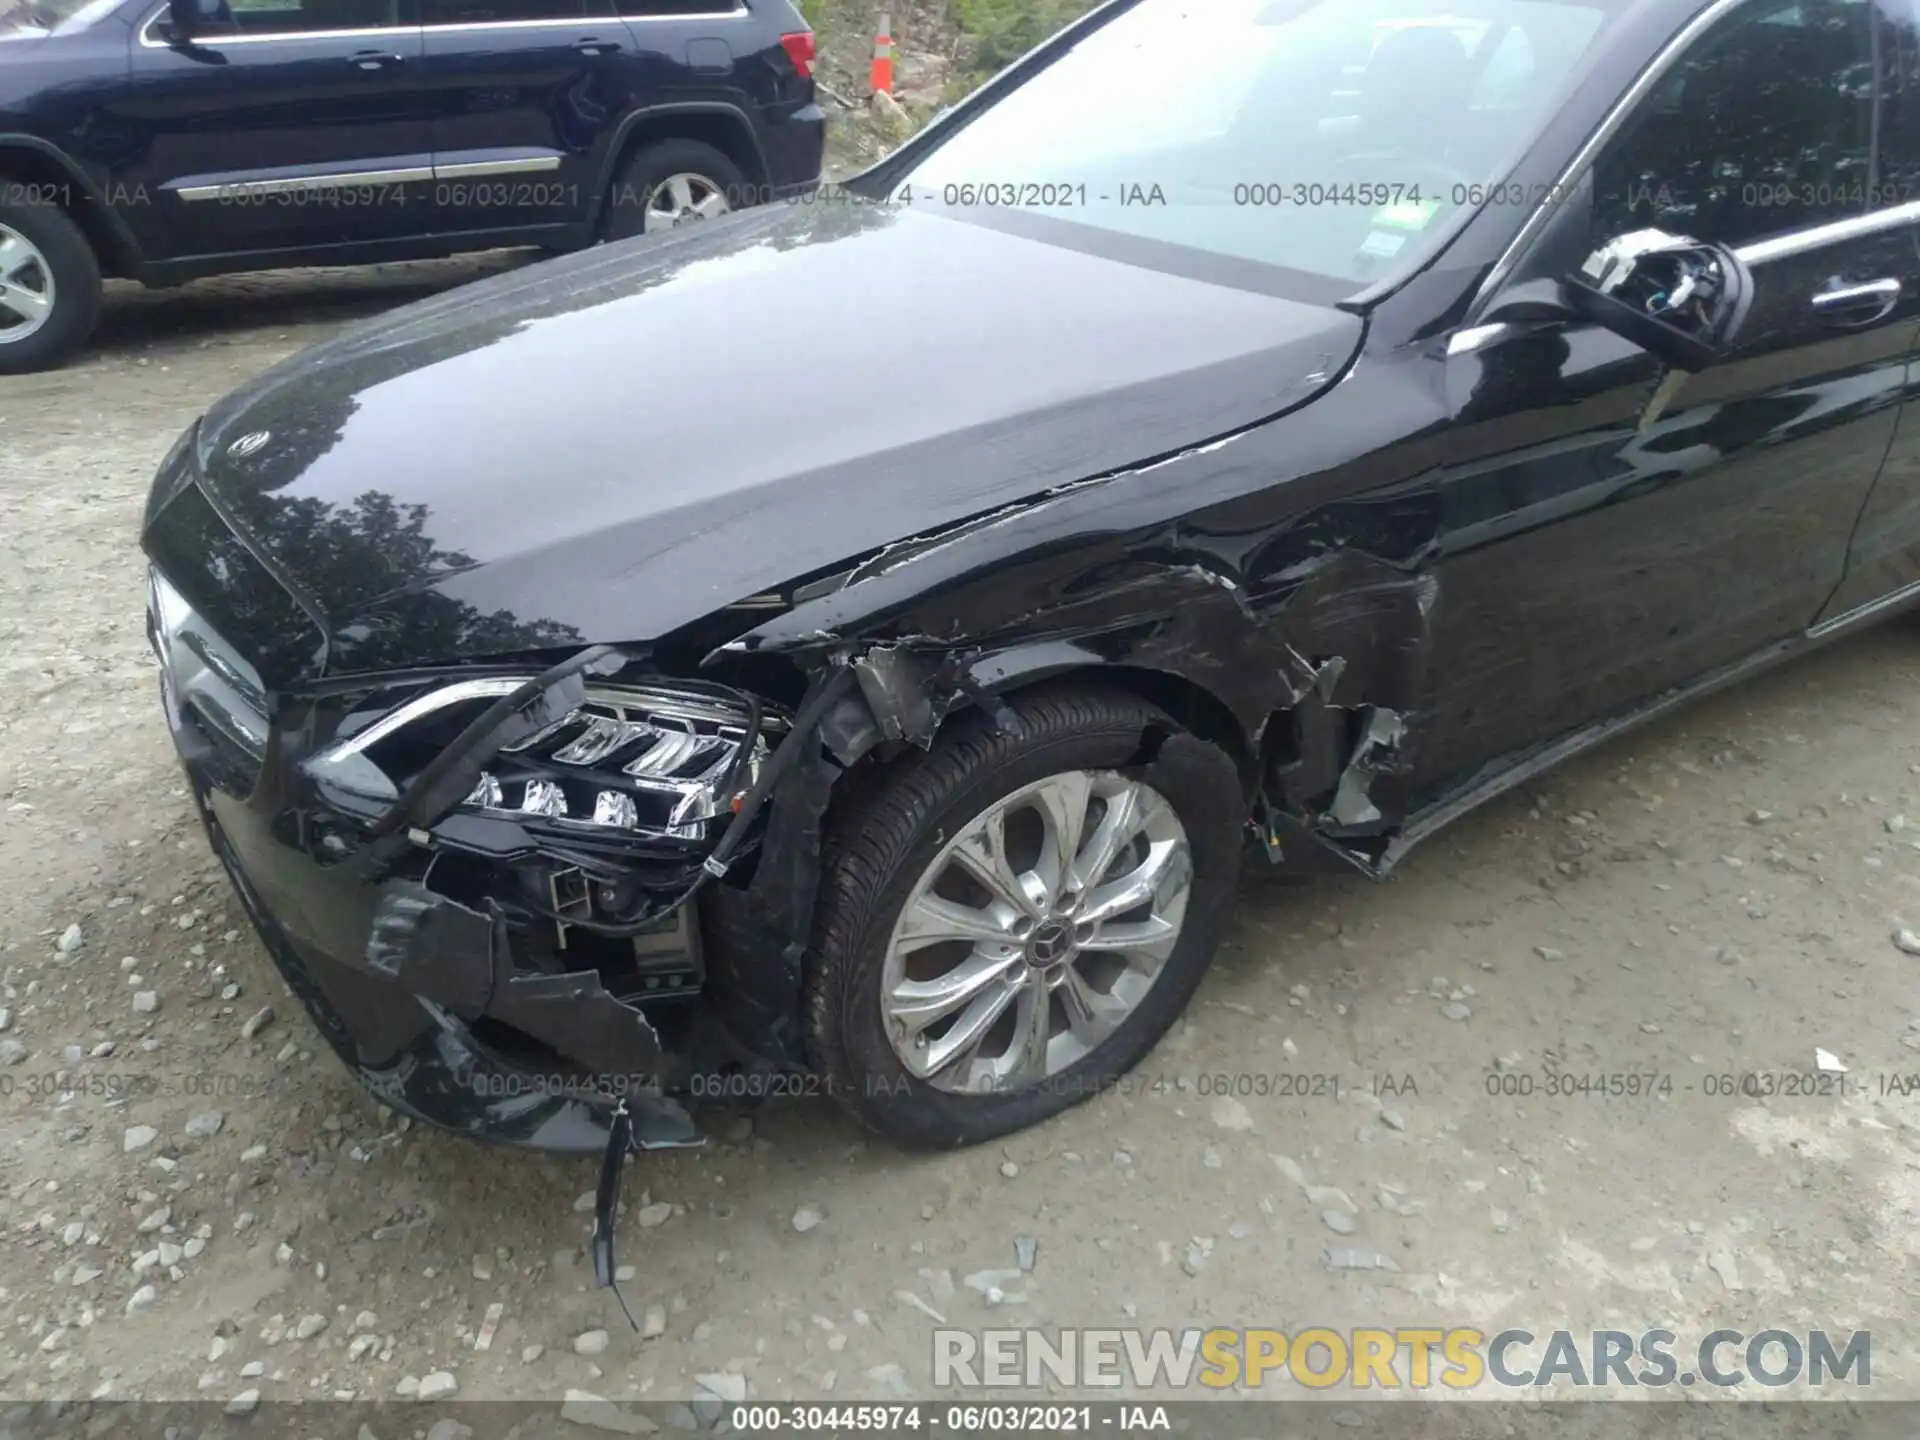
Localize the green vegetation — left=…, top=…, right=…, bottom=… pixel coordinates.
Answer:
left=948, top=0, right=1097, bottom=75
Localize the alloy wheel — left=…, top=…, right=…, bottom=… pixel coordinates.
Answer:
left=880, top=770, right=1193, bottom=1095
left=642, top=174, right=731, bottom=233
left=0, top=224, right=55, bottom=344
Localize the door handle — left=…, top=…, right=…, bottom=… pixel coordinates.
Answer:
left=1811, top=277, right=1902, bottom=324
left=348, top=48, right=406, bottom=70
left=572, top=36, right=621, bottom=54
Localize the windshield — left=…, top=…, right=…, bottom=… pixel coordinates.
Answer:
left=899, top=0, right=1619, bottom=287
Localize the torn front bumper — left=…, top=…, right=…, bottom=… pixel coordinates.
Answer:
left=182, top=755, right=696, bottom=1153
left=151, top=579, right=707, bottom=1154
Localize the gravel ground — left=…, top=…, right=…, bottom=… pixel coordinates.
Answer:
left=2, top=260, right=1919, bottom=1417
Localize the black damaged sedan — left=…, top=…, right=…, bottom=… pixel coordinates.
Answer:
left=145, top=0, right=1920, bottom=1163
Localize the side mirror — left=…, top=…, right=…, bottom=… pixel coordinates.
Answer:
left=1561, top=229, right=1753, bottom=371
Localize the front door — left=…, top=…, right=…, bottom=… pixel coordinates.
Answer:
left=119, top=0, right=431, bottom=260
left=1814, top=0, right=1920, bottom=624
left=419, top=0, right=630, bottom=239
left=1415, top=0, right=1920, bottom=788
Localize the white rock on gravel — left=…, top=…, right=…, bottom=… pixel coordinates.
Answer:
left=125, top=1285, right=157, bottom=1315
left=1708, top=1250, right=1743, bottom=1291
left=573, top=1329, right=611, bottom=1356
left=57, top=923, right=83, bottom=954
left=695, top=1373, right=748, bottom=1403
left=225, top=1389, right=260, bottom=1417
left=1209, top=1096, right=1254, bottom=1132
left=1325, top=1247, right=1400, bottom=1272
left=415, top=1371, right=459, bottom=1401
left=132, top=991, right=159, bottom=1014
left=559, top=1390, right=658, bottom=1435
left=184, top=1111, right=224, bottom=1138
left=791, top=1205, right=825, bottom=1233
left=241, top=1006, right=274, bottom=1038
left=123, top=1126, right=158, bottom=1152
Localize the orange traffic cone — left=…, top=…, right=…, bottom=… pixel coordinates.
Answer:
left=871, top=12, right=894, bottom=95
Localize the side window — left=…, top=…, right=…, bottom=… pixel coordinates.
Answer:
left=211, top=0, right=405, bottom=34
left=1871, top=0, right=1920, bottom=202
left=1590, top=0, right=1875, bottom=247
left=422, top=0, right=585, bottom=22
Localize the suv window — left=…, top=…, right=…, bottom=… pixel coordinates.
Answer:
left=1589, top=0, right=1875, bottom=247
left=423, top=0, right=585, bottom=21
left=192, top=0, right=406, bottom=35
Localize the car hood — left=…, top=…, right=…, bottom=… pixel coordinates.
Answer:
left=189, top=202, right=1363, bottom=678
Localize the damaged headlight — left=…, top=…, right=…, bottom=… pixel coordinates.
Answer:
left=306, top=678, right=784, bottom=842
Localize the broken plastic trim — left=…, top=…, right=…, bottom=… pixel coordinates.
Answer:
left=592, top=1092, right=709, bottom=1322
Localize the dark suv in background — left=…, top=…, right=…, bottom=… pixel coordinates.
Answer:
left=0, top=0, right=822, bottom=371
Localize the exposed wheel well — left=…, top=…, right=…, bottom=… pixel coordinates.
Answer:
left=0, top=147, right=136, bottom=280
left=997, top=665, right=1261, bottom=803
left=607, top=113, right=766, bottom=200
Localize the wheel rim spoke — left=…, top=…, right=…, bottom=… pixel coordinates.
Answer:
left=0, top=233, right=29, bottom=280
left=691, top=190, right=729, bottom=220
left=0, top=281, right=49, bottom=322
left=1085, top=913, right=1181, bottom=966
left=887, top=948, right=1020, bottom=1034
left=1003, top=982, right=1052, bottom=1085
left=894, top=892, right=1017, bottom=951
left=915, top=974, right=1022, bottom=1080
left=1057, top=964, right=1131, bottom=1046
left=949, top=806, right=1044, bottom=919
left=0, top=226, right=52, bottom=339
left=1080, top=838, right=1187, bottom=925
left=1031, top=770, right=1093, bottom=905
left=1070, top=782, right=1150, bottom=892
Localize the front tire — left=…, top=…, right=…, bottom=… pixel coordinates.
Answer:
left=805, top=683, right=1244, bottom=1149
left=0, top=197, right=100, bottom=374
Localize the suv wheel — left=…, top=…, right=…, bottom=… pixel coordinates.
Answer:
left=604, top=139, right=746, bottom=242
left=0, top=196, right=101, bottom=374
left=804, top=683, right=1245, bottom=1149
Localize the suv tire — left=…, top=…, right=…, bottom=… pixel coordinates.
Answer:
left=804, top=682, right=1245, bottom=1149
left=604, top=139, right=747, bottom=242
left=0, top=194, right=101, bottom=374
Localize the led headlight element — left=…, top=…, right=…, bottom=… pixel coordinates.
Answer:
left=306, top=677, right=781, bottom=840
